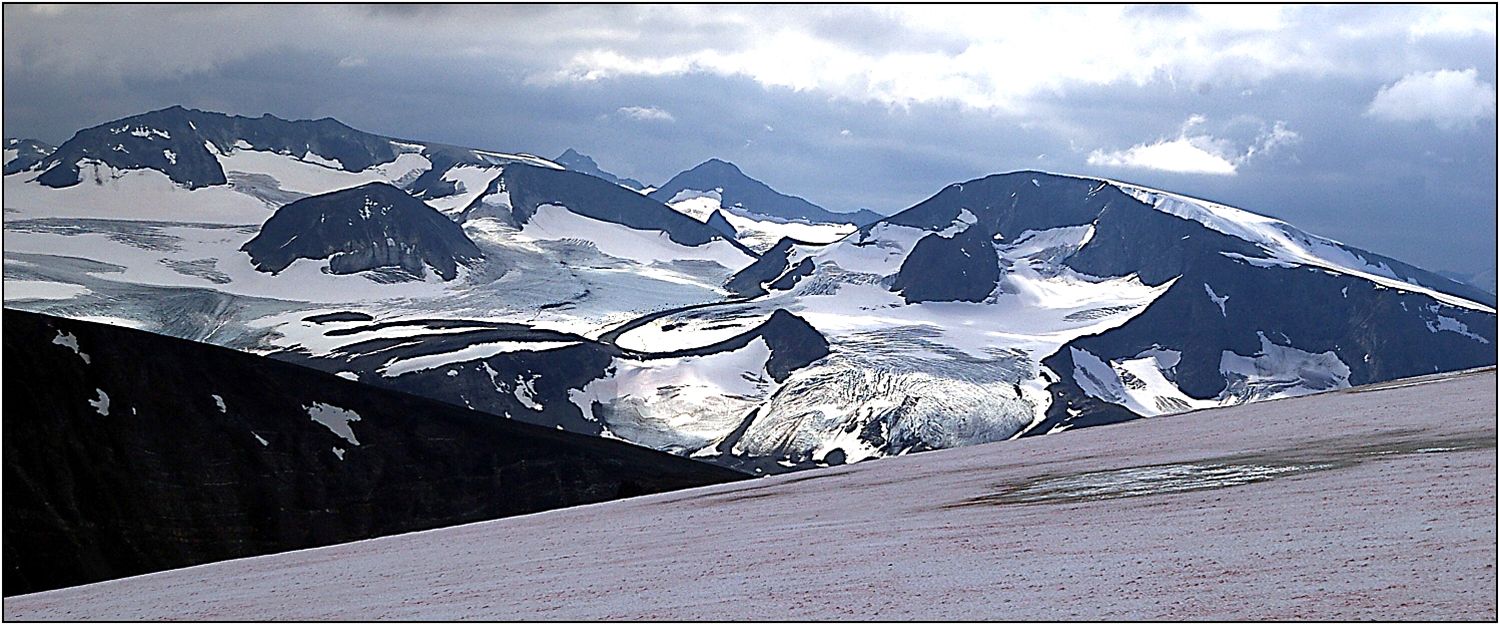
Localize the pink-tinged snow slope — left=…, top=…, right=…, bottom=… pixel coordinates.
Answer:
left=7, top=368, right=1495, bottom=621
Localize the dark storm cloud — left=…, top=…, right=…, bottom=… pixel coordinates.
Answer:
left=2, top=4, right=1494, bottom=282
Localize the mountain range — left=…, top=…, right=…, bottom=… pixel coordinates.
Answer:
left=4, top=105, right=1494, bottom=473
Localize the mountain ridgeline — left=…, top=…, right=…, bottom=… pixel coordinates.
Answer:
left=650, top=158, right=881, bottom=226
left=242, top=182, right=482, bottom=280
left=31, top=106, right=404, bottom=189
left=554, top=148, right=646, bottom=190
left=4, top=105, right=1495, bottom=479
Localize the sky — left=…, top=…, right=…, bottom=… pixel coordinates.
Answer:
left=4, top=4, right=1496, bottom=284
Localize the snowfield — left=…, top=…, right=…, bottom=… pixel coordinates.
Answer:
left=7, top=367, right=1493, bottom=621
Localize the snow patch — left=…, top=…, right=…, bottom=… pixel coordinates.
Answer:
left=1426, top=313, right=1490, bottom=344
left=378, top=341, right=578, bottom=378
left=1204, top=284, right=1229, bottom=317
left=89, top=389, right=110, bottom=416
left=522, top=203, right=756, bottom=272
left=52, top=330, right=90, bottom=363
left=513, top=374, right=543, bottom=411
left=306, top=402, right=362, bottom=446
left=8, top=280, right=92, bottom=301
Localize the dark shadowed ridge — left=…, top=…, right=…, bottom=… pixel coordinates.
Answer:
left=33, top=105, right=402, bottom=189
left=554, top=148, right=646, bottom=190
left=241, top=182, right=481, bottom=280
left=2, top=309, right=749, bottom=596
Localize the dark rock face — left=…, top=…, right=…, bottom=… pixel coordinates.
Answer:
left=3, top=138, right=54, bottom=174
left=3, top=310, right=747, bottom=596
left=649, top=158, right=878, bottom=225
left=403, top=152, right=468, bottom=201
left=892, top=225, right=1001, bottom=303
left=241, top=182, right=481, bottom=280
left=33, top=106, right=400, bottom=190
left=1026, top=256, right=1499, bottom=435
left=879, top=170, right=1112, bottom=235
left=758, top=310, right=833, bottom=381
left=769, top=258, right=815, bottom=291
left=303, top=311, right=375, bottom=324
left=705, top=209, right=739, bottom=238
left=500, top=164, right=754, bottom=255
left=554, top=148, right=645, bottom=190
left=726, top=237, right=799, bottom=297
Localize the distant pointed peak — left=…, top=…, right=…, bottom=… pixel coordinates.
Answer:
left=696, top=158, right=743, bottom=173
left=556, top=148, right=598, bottom=166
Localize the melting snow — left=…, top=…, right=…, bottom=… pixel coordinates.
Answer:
left=128, top=127, right=171, bottom=140
left=306, top=402, right=362, bottom=446
left=89, top=389, right=110, bottom=416
left=52, top=330, right=91, bottom=363
left=1204, top=284, right=1229, bottom=317
left=1426, top=313, right=1490, bottom=344
left=513, top=374, right=543, bottom=411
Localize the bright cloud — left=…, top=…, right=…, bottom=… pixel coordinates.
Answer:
left=8, top=5, right=1489, bottom=114
left=1365, top=68, right=1497, bottom=130
left=1088, top=138, right=1239, bottom=175
left=616, top=105, right=675, bottom=122
left=536, top=5, right=1495, bottom=113
left=1088, top=116, right=1300, bottom=176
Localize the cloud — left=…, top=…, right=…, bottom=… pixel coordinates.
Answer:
left=535, top=5, right=1496, bottom=113
left=1087, top=137, right=1239, bottom=175
left=616, top=105, right=675, bottom=122
left=1088, top=116, right=1299, bottom=175
left=1365, top=68, right=1496, bottom=129
left=337, top=56, right=367, bottom=68
left=5, top=5, right=1493, bottom=115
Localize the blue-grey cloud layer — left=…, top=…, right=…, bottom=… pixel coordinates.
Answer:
left=4, top=4, right=1494, bottom=283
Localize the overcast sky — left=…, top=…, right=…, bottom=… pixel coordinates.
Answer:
left=4, top=4, right=1496, bottom=283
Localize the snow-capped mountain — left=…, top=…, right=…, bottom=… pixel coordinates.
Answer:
left=554, top=148, right=645, bottom=191
left=32, top=106, right=408, bottom=190
left=648, top=158, right=879, bottom=252
left=243, top=182, right=482, bottom=280
left=646, top=170, right=1494, bottom=468
left=3, top=309, right=745, bottom=595
left=4, top=107, right=1494, bottom=475
left=3, top=138, right=53, bottom=175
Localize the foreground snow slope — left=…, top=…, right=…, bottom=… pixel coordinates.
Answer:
left=9, top=367, right=1493, bottom=620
